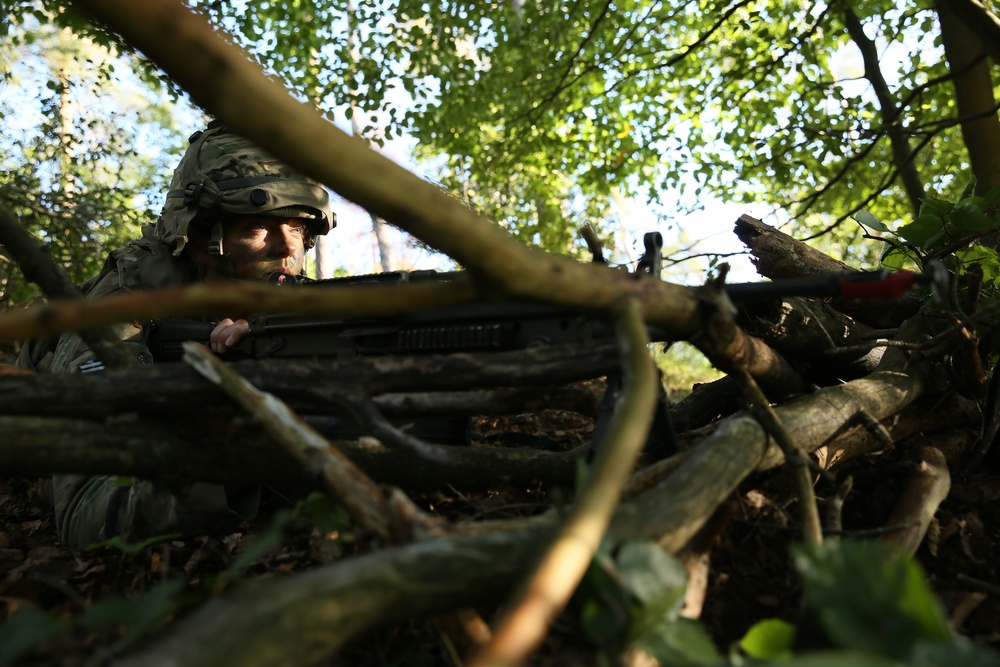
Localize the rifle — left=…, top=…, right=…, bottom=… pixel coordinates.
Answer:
left=144, top=269, right=628, bottom=363
left=142, top=232, right=668, bottom=362
left=141, top=236, right=945, bottom=450
left=144, top=259, right=946, bottom=364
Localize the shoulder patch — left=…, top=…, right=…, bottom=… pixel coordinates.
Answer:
left=77, top=359, right=106, bottom=374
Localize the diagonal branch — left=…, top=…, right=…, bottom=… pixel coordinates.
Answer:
left=842, top=6, right=926, bottom=214
left=65, top=0, right=695, bottom=333
left=0, top=202, right=138, bottom=369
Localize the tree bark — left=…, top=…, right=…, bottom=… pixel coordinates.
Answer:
left=0, top=344, right=621, bottom=420
left=938, top=0, right=1000, bottom=66
left=937, top=0, right=1000, bottom=195
left=115, top=528, right=553, bottom=667
left=0, top=415, right=584, bottom=491
left=880, top=444, right=956, bottom=556
left=733, top=215, right=923, bottom=327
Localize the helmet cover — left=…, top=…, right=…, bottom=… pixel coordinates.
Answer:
left=157, top=123, right=335, bottom=255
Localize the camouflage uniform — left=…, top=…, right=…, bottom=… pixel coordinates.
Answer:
left=27, top=122, right=335, bottom=548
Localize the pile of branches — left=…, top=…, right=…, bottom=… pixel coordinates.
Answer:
left=2, top=209, right=995, bottom=665
left=2, top=3, right=998, bottom=663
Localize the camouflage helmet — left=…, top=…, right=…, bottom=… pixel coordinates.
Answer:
left=156, top=122, right=335, bottom=255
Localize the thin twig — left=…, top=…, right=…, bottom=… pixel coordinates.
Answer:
left=733, top=366, right=823, bottom=545
left=468, top=298, right=659, bottom=667
left=182, top=341, right=394, bottom=540
left=825, top=475, right=853, bottom=538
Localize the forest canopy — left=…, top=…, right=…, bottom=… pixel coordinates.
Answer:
left=3, top=0, right=999, bottom=302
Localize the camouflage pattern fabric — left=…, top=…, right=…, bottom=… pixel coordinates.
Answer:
left=45, top=224, right=261, bottom=548
left=156, top=122, right=334, bottom=256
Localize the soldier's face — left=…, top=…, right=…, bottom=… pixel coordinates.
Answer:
left=211, top=216, right=308, bottom=281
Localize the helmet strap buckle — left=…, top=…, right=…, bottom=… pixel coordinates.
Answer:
left=208, top=223, right=224, bottom=255
left=183, top=180, right=205, bottom=208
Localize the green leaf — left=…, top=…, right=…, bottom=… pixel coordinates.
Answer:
left=950, top=198, right=996, bottom=233
left=758, top=650, right=904, bottom=667
left=959, top=176, right=977, bottom=201
left=636, top=617, right=722, bottom=667
left=897, top=213, right=943, bottom=247
left=739, top=618, right=796, bottom=660
left=295, top=492, right=352, bottom=534
left=911, top=638, right=1000, bottom=667
left=793, top=541, right=951, bottom=659
left=854, top=210, right=890, bottom=233
left=580, top=598, right=626, bottom=651
left=879, top=247, right=920, bottom=272
left=0, top=607, right=64, bottom=667
left=576, top=554, right=631, bottom=650
left=616, top=540, right=688, bottom=607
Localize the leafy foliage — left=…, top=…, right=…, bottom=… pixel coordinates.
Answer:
left=0, top=10, right=193, bottom=309
left=864, top=183, right=1000, bottom=317
left=793, top=540, right=951, bottom=659
left=574, top=539, right=1000, bottom=666
left=4, top=0, right=997, bottom=263
left=29, top=0, right=962, bottom=261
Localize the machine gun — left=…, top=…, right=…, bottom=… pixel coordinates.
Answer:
left=144, top=269, right=631, bottom=363
left=141, top=234, right=945, bottom=449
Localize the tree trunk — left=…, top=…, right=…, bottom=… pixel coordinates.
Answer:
left=937, top=0, right=1000, bottom=195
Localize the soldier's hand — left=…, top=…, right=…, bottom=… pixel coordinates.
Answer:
left=210, top=318, right=250, bottom=354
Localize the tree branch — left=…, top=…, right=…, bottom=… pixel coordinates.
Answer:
left=470, top=298, right=658, bottom=667
left=65, top=0, right=706, bottom=342
left=0, top=202, right=138, bottom=369
left=842, top=6, right=926, bottom=214
left=938, top=0, right=1000, bottom=65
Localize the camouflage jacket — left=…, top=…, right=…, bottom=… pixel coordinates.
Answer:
left=22, top=225, right=260, bottom=548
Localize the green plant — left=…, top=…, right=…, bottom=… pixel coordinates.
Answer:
left=572, top=539, right=1000, bottom=666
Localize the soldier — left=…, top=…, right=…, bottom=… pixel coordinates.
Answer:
left=24, top=121, right=335, bottom=547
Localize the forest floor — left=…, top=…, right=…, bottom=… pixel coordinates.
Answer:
left=2, top=401, right=1000, bottom=666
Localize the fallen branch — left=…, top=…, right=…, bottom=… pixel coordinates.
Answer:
left=0, top=416, right=582, bottom=491
left=734, top=366, right=823, bottom=545
left=0, top=344, right=622, bottom=419
left=182, top=342, right=402, bottom=539
left=733, top=215, right=923, bottom=327
left=114, top=527, right=553, bottom=667
left=880, top=443, right=959, bottom=556
left=56, top=0, right=807, bottom=401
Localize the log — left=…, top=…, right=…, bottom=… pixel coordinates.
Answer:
left=0, top=344, right=621, bottom=419
left=734, top=215, right=923, bottom=327
left=115, top=527, right=552, bottom=667
left=611, top=359, right=934, bottom=551
left=880, top=443, right=959, bottom=556
left=0, top=416, right=582, bottom=491
left=739, top=297, right=884, bottom=381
